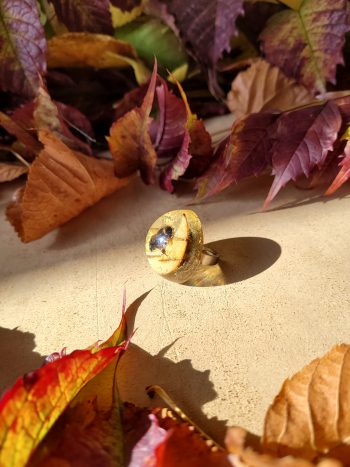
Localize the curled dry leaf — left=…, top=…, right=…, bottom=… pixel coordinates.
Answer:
left=263, top=344, right=350, bottom=464
left=227, top=59, right=313, bottom=118
left=260, top=0, right=350, bottom=95
left=0, top=163, right=28, bottom=183
left=47, top=32, right=150, bottom=84
left=6, top=131, right=130, bottom=242
left=0, top=0, right=46, bottom=97
left=108, top=63, right=158, bottom=184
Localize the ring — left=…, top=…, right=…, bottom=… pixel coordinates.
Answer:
left=145, top=210, right=221, bottom=285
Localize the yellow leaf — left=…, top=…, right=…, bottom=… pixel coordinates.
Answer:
left=47, top=32, right=150, bottom=84
left=110, top=4, right=143, bottom=27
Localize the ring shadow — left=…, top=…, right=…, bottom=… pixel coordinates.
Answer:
left=203, top=236, right=281, bottom=286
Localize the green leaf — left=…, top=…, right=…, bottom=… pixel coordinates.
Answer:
left=260, top=0, right=350, bottom=94
left=115, top=17, right=188, bottom=74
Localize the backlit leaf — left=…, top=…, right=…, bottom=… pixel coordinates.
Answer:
left=260, top=0, right=350, bottom=94
left=108, top=63, right=158, bottom=184
left=325, top=140, right=350, bottom=195
left=49, top=0, right=113, bottom=34
left=227, top=58, right=313, bottom=117
left=0, top=0, right=46, bottom=97
left=263, top=344, right=350, bottom=463
left=6, top=131, right=130, bottom=242
left=264, top=101, right=342, bottom=208
left=47, top=33, right=150, bottom=84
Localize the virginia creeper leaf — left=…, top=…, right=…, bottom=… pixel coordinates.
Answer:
left=161, top=0, right=245, bottom=96
left=160, top=130, right=191, bottom=192
left=49, top=0, right=113, bottom=34
left=108, top=63, right=158, bottom=184
left=0, top=0, right=47, bottom=97
left=260, top=0, right=350, bottom=94
left=227, top=58, right=313, bottom=117
left=6, top=131, right=130, bottom=242
left=0, top=345, right=126, bottom=467
left=264, top=101, right=342, bottom=208
left=325, top=140, right=350, bottom=195
left=47, top=33, right=150, bottom=84
left=0, top=163, right=28, bottom=183
left=263, top=344, right=350, bottom=463
left=196, top=112, right=278, bottom=199
left=110, top=0, right=141, bottom=10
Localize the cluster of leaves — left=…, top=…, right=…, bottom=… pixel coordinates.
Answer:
left=2, top=297, right=350, bottom=466
left=1, top=0, right=350, bottom=242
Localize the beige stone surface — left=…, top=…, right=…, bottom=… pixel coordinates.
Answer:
left=1, top=175, right=350, bottom=443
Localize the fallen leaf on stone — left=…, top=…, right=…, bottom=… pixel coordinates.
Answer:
left=263, top=344, right=350, bottom=464
left=47, top=32, right=150, bottom=84
left=227, top=59, right=313, bottom=118
left=0, top=163, right=28, bottom=183
left=0, top=309, right=128, bottom=467
left=260, top=0, right=350, bottom=94
left=6, top=130, right=130, bottom=242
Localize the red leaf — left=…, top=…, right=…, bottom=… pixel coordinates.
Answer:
left=264, top=101, right=342, bottom=208
left=0, top=0, right=46, bottom=97
left=49, top=0, right=113, bottom=34
left=196, top=112, right=278, bottom=199
left=325, top=140, right=350, bottom=195
left=160, top=130, right=191, bottom=192
left=108, top=62, right=158, bottom=184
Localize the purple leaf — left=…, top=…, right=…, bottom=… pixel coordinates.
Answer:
left=0, top=0, right=47, bottom=97
left=151, top=79, right=187, bottom=159
left=264, top=101, right=342, bottom=208
left=260, top=0, right=350, bottom=95
left=49, top=0, right=113, bottom=34
left=160, top=130, right=191, bottom=192
left=196, top=112, right=278, bottom=199
left=110, top=0, right=141, bottom=11
left=157, top=0, right=245, bottom=96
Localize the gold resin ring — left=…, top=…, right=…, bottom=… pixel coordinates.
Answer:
left=145, top=210, right=220, bottom=284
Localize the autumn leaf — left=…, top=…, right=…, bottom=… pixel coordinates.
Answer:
left=196, top=112, right=278, bottom=199
left=0, top=112, right=42, bottom=157
left=0, top=342, right=127, bottom=467
left=47, top=32, right=150, bottom=84
left=111, top=0, right=142, bottom=11
left=6, top=131, right=130, bottom=242
left=264, top=101, right=342, bottom=208
left=260, top=0, right=350, bottom=94
left=49, top=0, right=113, bottom=34
left=325, top=140, right=350, bottom=195
left=158, top=0, right=245, bottom=95
left=0, top=0, right=46, bottom=97
left=0, top=163, right=28, bottom=183
left=263, top=344, right=350, bottom=464
left=227, top=58, right=313, bottom=118
left=108, top=62, right=158, bottom=184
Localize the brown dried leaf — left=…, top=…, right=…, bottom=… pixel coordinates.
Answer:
left=227, top=59, right=313, bottom=118
left=6, top=131, right=130, bottom=242
left=0, top=163, right=28, bottom=183
left=263, top=344, right=350, bottom=464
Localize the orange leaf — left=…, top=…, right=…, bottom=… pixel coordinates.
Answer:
left=325, top=140, right=350, bottom=195
left=6, top=130, right=130, bottom=242
left=107, top=62, right=158, bottom=184
left=0, top=111, right=42, bottom=157
left=0, top=163, right=28, bottom=183
left=263, top=344, right=350, bottom=464
left=227, top=59, right=313, bottom=118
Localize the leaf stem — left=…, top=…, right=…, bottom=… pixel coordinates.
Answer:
left=146, top=384, right=224, bottom=451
